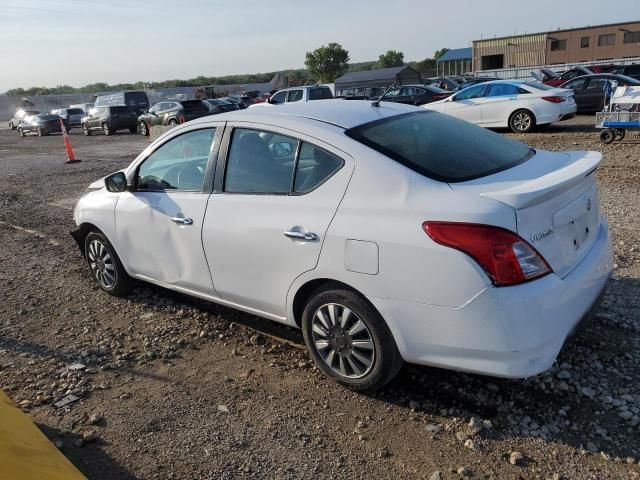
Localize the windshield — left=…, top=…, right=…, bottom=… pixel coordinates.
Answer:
left=523, top=81, right=555, bottom=90
left=346, top=111, right=535, bottom=183
left=67, top=108, right=84, bottom=114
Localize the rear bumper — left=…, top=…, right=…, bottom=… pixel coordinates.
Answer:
left=537, top=104, right=578, bottom=125
left=369, top=220, right=613, bottom=378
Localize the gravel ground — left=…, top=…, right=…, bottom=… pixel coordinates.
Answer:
left=0, top=117, right=639, bottom=480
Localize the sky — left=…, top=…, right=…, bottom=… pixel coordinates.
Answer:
left=0, top=0, right=638, bottom=92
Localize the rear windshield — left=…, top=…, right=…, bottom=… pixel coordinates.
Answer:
left=181, top=100, right=207, bottom=110
left=346, top=111, right=534, bottom=183
left=67, top=108, right=84, bottom=114
left=124, top=92, right=149, bottom=107
left=524, top=81, right=554, bottom=90
left=110, top=106, right=132, bottom=113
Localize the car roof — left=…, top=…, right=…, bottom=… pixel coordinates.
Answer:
left=189, top=99, right=418, bottom=129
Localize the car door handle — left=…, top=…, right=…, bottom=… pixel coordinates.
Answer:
left=284, top=230, right=319, bottom=241
left=170, top=217, right=193, bottom=225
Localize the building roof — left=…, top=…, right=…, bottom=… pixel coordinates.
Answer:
left=334, top=66, right=418, bottom=85
left=473, top=20, right=640, bottom=44
left=438, top=48, right=472, bottom=62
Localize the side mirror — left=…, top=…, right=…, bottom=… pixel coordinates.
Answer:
left=105, top=172, right=128, bottom=193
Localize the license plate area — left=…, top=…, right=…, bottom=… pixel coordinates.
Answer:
left=553, top=189, right=599, bottom=254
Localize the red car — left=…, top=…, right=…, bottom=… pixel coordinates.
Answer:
left=540, top=66, right=594, bottom=87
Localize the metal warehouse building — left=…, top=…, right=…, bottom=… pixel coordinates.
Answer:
left=334, top=66, right=421, bottom=98
left=473, top=20, right=640, bottom=72
left=436, top=47, right=472, bottom=76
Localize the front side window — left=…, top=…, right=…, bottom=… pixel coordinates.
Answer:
left=294, top=143, right=343, bottom=193
left=270, top=91, right=286, bottom=104
left=562, top=78, right=587, bottom=90
left=287, top=90, right=303, bottom=102
left=137, top=128, right=216, bottom=191
left=586, top=78, right=609, bottom=91
left=346, top=111, right=534, bottom=183
left=454, top=84, right=487, bottom=101
left=225, top=129, right=296, bottom=193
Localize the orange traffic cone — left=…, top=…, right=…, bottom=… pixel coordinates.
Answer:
left=60, top=119, right=80, bottom=164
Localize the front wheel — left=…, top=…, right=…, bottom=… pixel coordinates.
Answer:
left=168, top=119, right=178, bottom=126
left=18, top=127, right=25, bottom=137
left=138, top=122, right=149, bottom=136
left=509, top=110, right=535, bottom=133
left=301, top=286, right=403, bottom=392
left=600, top=129, right=615, bottom=144
left=82, top=124, right=91, bottom=136
left=37, top=127, right=43, bottom=137
left=84, top=231, right=134, bottom=296
left=102, top=123, right=113, bottom=136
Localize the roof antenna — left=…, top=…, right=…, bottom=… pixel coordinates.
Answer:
left=371, top=80, right=398, bottom=107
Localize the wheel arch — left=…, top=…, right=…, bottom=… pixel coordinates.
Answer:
left=509, top=107, right=537, bottom=126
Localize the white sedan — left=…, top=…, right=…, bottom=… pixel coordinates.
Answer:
left=72, top=100, right=612, bottom=391
left=423, top=80, right=577, bottom=132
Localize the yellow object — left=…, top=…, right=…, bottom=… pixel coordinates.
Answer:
left=0, top=391, right=86, bottom=480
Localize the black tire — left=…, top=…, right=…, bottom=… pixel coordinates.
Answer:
left=600, top=129, right=615, bottom=145
left=18, top=127, right=25, bottom=137
left=138, top=122, right=149, bottom=136
left=168, top=118, right=178, bottom=126
left=83, top=124, right=91, bottom=136
left=301, top=286, right=403, bottom=392
left=37, top=127, right=43, bottom=137
left=102, top=123, right=112, bottom=136
left=614, top=128, right=626, bottom=141
left=509, top=109, right=535, bottom=133
left=9, top=121, right=14, bottom=130
left=84, top=231, right=134, bottom=297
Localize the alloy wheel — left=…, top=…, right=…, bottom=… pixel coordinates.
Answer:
left=87, top=239, right=116, bottom=289
left=311, top=303, right=375, bottom=379
left=512, top=112, right=531, bottom=132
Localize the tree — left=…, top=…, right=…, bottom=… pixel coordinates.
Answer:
left=433, top=48, right=450, bottom=60
left=305, top=42, right=350, bottom=83
left=378, top=50, right=404, bottom=68
left=412, top=58, right=437, bottom=77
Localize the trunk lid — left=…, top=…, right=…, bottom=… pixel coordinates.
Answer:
left=449, top=149, right=603, bottom=278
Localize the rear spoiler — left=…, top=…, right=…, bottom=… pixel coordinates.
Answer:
left=481, top=151, right=602, bottom=209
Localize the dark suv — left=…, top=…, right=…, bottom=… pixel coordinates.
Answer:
left=137, top=100, right=211, bottom=136
left=609, top=64, right=640, bottom=81
left=82, top=106, right=138, bottom=136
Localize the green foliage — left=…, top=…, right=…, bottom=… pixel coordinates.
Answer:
left=434, top=48, right=450, bottom=60
left=410, top=58, right=438, bottom=77
left=378, top=50, right=404, bottom=68
left=305, top=42, right=350, bottom=83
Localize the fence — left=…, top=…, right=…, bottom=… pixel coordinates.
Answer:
left=472, top=56, right=640, bottom=80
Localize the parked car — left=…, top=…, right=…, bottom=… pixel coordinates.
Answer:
left=8, top=109, right=40, bottom=130
left=69, top=103, right=94, bottom=114
left=203, top=98, right=240, bottom=114
left=606, top=64, right=640, bottom=82
left=252, top=85, right=333, bottom=106
left=50, top=108, right=85, bottom=130
left=424, top=80, right=576, bottom=132
left=540, top=66, right=594, bottom=87
left=136, top=100, right=211, bottom=136
left=81, top=106, right=138, bottom=136
left=71, top=100, right=612, bottom=391
left=424, top=77, right=461, bottom=91
left=225, top=95, right=253, bottom=108
left=376, top=85, right=452, bottom=105
left=94, top=91, right=150, bottom=115
left=560, top=74, right=640, bottom=112
left=17, top=114, right=62, bottom=137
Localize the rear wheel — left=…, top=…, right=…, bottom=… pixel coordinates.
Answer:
left=84, top=231, right=134, bottom=296
left=138, top=122, right=149, bottom=136
left=168, top=119, right=178, bottom=126
left=614, top=128, right=626, bottom=141
left=509, top=110, right=535, bottom=133
left=83, top=124, right=91, bottom=136
left=37, top=127, right=43, bottom=137
left=9, top=121, right=14, bottom=130
left=102, top=123, right=113, bottom=135
left=301, top=286, right=403, bottom=392
left=18, top=127, right=25, bottom=137
left=600, top=129, right=615, bottom=144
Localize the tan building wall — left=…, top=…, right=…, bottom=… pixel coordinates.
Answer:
left=546, top=21, right=640, bottom=64
left=473, top=34, right=547, bottom=71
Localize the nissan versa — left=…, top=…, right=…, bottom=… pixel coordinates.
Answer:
left=72, top=100, right=613, bottom=391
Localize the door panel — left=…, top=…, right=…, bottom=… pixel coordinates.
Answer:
left=202, top=125, right=354, bottom=317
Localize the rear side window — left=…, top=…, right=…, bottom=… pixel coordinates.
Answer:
left=346, top=111, right=534, bottom=183
left=294, top=143, right=343, bottom=192
left=487, top=84, right=521, bottom=97
left=309, top=87, right=332, bottom=100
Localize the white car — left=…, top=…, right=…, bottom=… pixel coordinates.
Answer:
left=72, top=100, right=612, bottom=391
left=423, top=80, right=577, bottom=132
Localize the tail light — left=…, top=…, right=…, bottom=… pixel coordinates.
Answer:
left=542, top=96, right=566, bottom=103
left=422, top=222, right=551, bottom=286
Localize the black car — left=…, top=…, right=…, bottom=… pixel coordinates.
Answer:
left=424, top=77, right=461, bottom=91
left=609, top=64, right=640, bottom=82
left=9, top=109, right=40, bottom=130
left=203, top=98, right=240, bottom=114
left=82, top=106, right=138, bottom=136
left=560, top=74, right=640, bottom=112
left=17, top=114, right=62, bottom=136
left=226, top=95, right=253, bottom=108
left=376, top=85, right=452, bottom=106
left=137, top=100, right=211, bottom=136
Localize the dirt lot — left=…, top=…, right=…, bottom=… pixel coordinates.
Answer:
left=0, top=116, right=639, bottom=480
